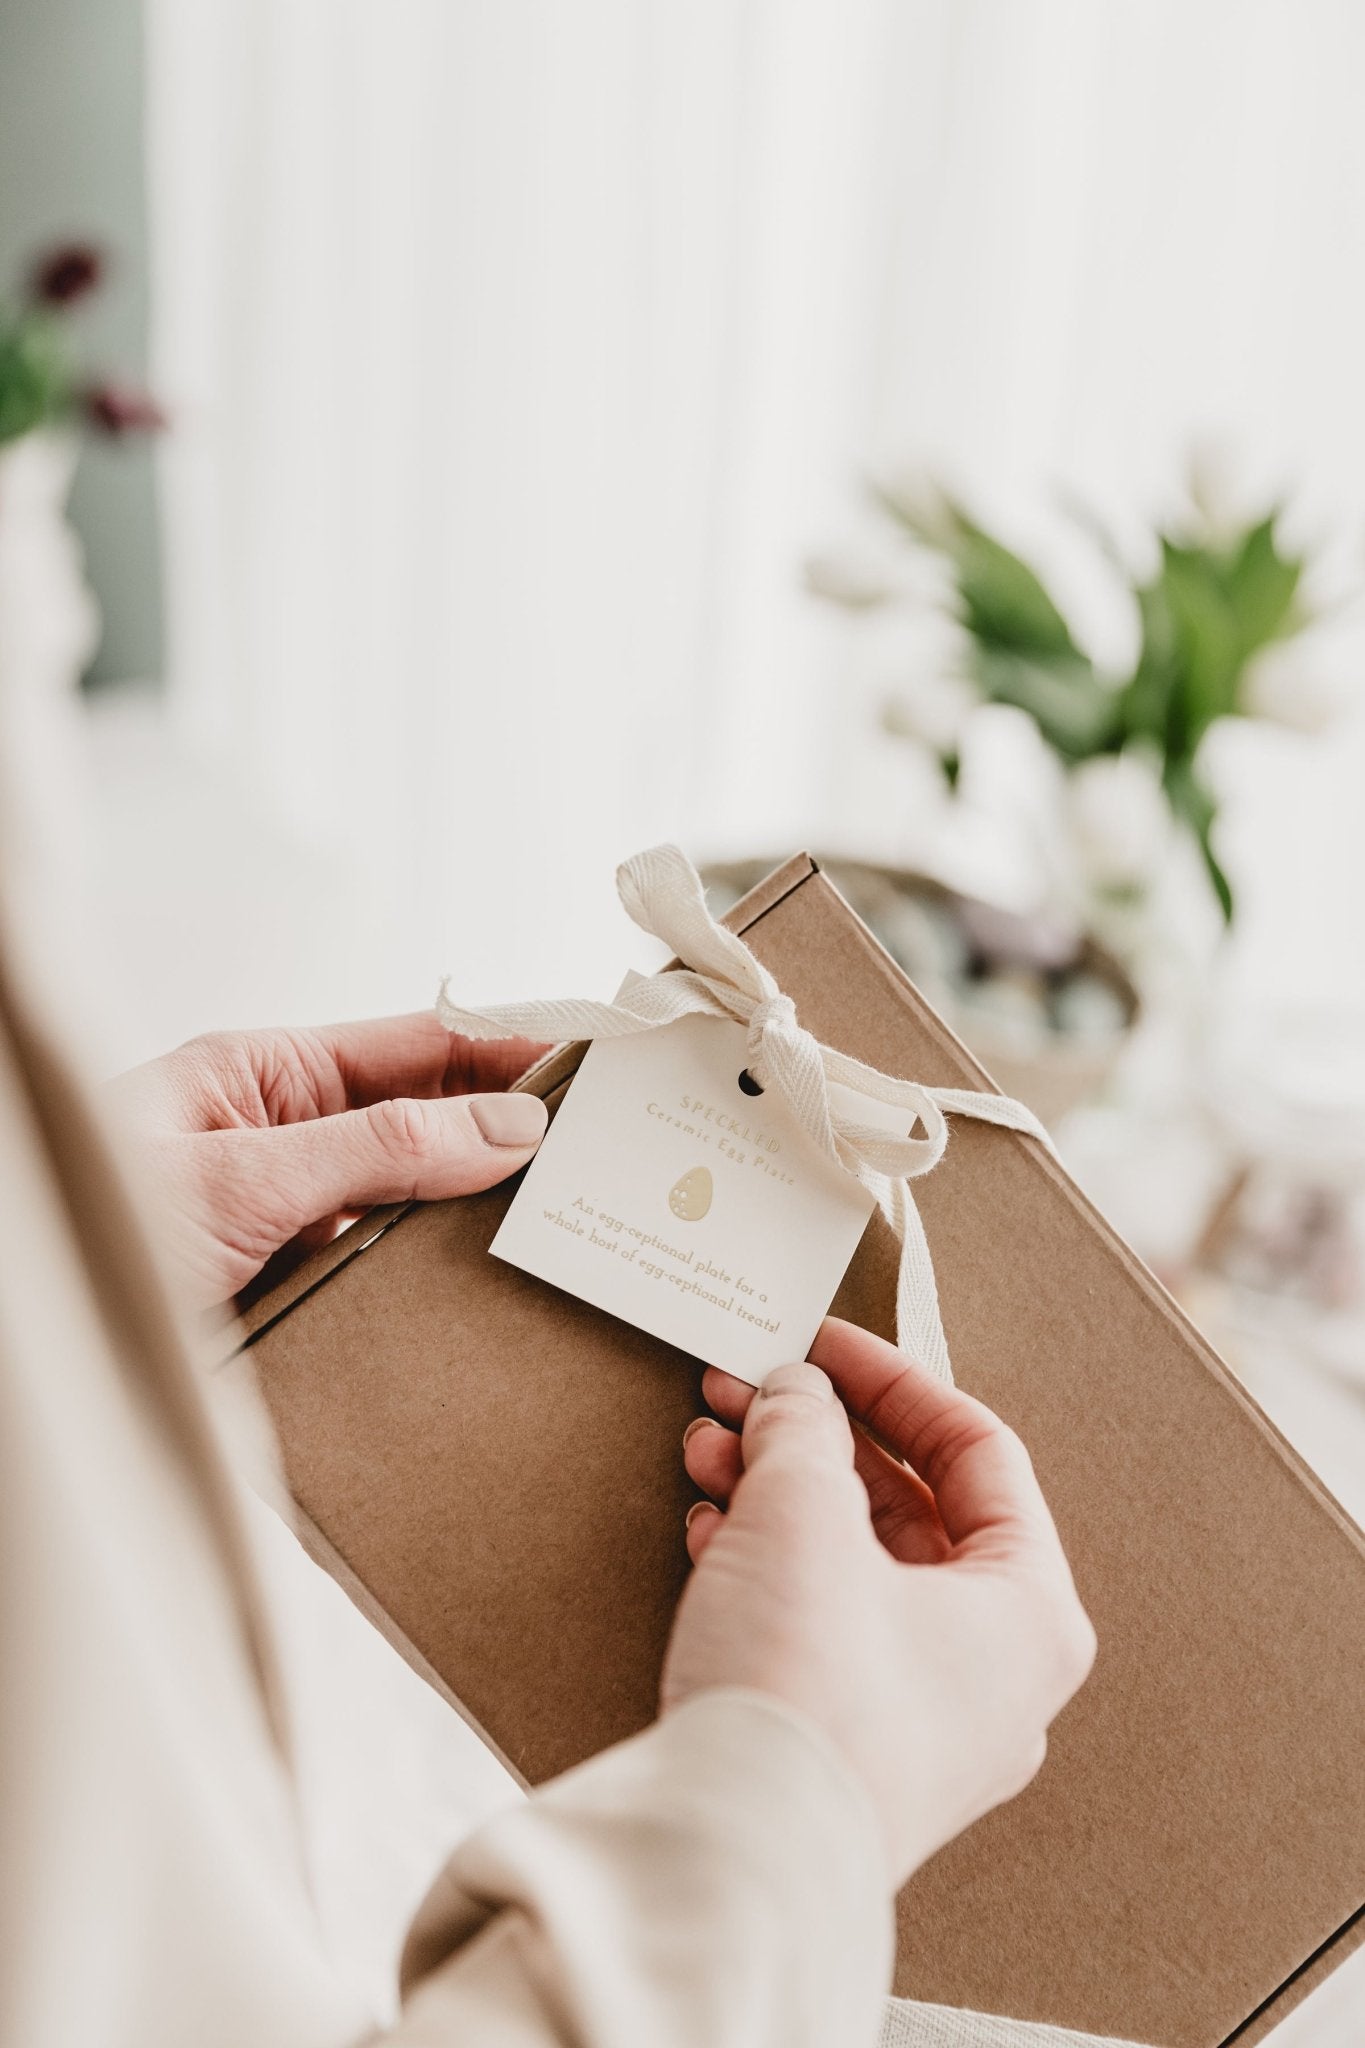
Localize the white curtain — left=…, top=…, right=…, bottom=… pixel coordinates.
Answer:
left=143, top=0, right=898, bottom=1012
left=143, top=0, right=1365, bottom=1023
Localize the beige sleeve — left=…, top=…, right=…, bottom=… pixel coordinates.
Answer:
left=394, top=1688, right=894, bottom=2048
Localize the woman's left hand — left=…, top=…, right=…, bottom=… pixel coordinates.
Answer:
left=110, top=1012, right=549, bottom=1308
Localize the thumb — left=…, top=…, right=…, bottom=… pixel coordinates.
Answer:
left=740, top=1361, right=856, bottom=1479
left=229, top=1090, right=548, bottom=1238
left=718, top=1360, right=864, bottom=1563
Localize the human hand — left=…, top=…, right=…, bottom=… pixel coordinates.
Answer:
left=662, top=1318, right=1096, bottom=1887
left=110, top=1013, right=549, bottom=1309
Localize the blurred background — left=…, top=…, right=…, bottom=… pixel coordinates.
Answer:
left=3, top=2, right=1364, bottom=2036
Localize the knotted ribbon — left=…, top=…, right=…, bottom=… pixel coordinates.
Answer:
left=436, top=843, right=1051, bottom=1384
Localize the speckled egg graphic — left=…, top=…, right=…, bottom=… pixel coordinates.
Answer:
left=669, top=1166, right=713, bottom=1223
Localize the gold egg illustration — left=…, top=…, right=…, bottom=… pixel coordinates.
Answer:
left=669, top=1166, right=713, bottom=1223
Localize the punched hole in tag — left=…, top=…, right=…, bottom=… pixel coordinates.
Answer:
left=737, top=1069, right=764, bottom=1097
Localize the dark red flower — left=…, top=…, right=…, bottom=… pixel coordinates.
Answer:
left=84, top=381, right=167, bottom=437
left=31, top=242, right=104, bottom=307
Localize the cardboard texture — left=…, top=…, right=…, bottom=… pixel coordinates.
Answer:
left=239, top=856, right=1365, bottom=2048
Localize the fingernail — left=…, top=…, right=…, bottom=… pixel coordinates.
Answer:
left=683, top=1416, right=719, bottom=1448
left=759, top=1361, right=833, bottom=1401
left=685, top=1500, right=720, bottom=1529
left=470, top=1093, right=549, bottom=1148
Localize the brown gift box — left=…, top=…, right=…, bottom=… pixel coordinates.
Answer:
left=237, top=855, right=1365, bottom=2048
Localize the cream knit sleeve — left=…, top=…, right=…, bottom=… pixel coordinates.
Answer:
left=394, top=1688, right=894, bottom=2048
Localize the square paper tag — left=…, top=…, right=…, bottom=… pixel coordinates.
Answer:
left=492, top=1008, right=910, bottom=1384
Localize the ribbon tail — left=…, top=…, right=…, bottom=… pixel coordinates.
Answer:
left=436, top=985, right=650, bottom=1044
left=880, top=1996, right=1156, bottom=2048
left=880, top=1177, right=953, bottom=1383
left=436, top=970, right=739, bottom=1046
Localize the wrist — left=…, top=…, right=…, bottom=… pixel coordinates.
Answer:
left=663, top=1684, right=911, bottom=1889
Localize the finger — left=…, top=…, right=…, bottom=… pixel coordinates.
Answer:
left=330, top=1015, right=552, bottom=1104
left=293, top=1210, right=364, bottom=1252
left=224, top=1090, right=548, bottom=1240
left=739, top=1362, right=856, bottom=1478
left=810, top=1318, right=1061, bottom=1557
left=700, top=1366, right=757, bottom=1429
left=704, top=1362, right=945, bottom=1559
left=683, top=1417, right=744, bottom=1504
left=256, top=1015, right=553, bottom=1119
left=850, top=1428, right=951, bottom=1564
left=685, top=1501, right=724, bottom=1563
left=235, top=1208, right=368, bottom=1311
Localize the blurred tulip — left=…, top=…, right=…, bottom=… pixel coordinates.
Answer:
left=882, top=672, right=978, bottom=755
left=84, top=382, right=167, bottom=437
left=30, top=242, right=104, bottom=308
left=873, top=468, right=959, bottom=548
left=1242, top=635, right=1353, bottom=736
left=1067, top=752, right=1170, bottom=893
left=1185, top=438, right=1259, bottom=545
left=803, top=552, right=898, bottom=610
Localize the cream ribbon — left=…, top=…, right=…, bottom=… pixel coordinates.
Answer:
left=878, top=2000, right=1154, bottom=2048
left=437, top=842, right=1051, bottom=1383
left=437, top=845, right=1151, bottom=2047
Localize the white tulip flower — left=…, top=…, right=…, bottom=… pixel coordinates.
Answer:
left=1242, top=635, right=1353, bottom=736
left=883, top=671, right=980, bottom=755
left=1066, top=753, right=1171, bottom=892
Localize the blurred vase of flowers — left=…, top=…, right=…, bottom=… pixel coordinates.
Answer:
left=0, top=241, right=164, bottom=705
left=799, top=465, right=1352, bottom=1119
left=0, top=241, right=165, bottom=890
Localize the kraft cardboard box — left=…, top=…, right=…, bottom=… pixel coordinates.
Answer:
left=236, top=854, right=1365, bottom=2048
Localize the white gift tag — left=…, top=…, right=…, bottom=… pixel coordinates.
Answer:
left=492, top=1009, right=911, bottom=1385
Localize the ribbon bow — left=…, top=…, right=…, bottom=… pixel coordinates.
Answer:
left=436, top=844, right=1050, bottom=1382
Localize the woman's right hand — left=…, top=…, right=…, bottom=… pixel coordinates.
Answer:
left=661, top=1318, right=1096, bottom=1887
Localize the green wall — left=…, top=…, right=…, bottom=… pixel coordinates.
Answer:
left=0, top=0, right=162, bottom=686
